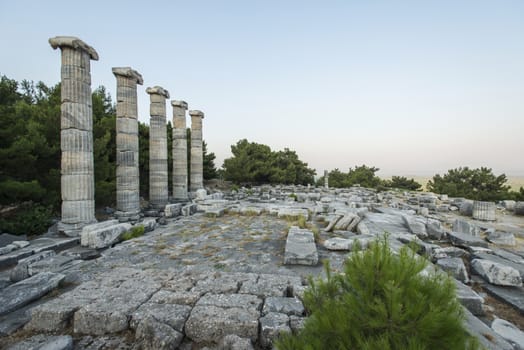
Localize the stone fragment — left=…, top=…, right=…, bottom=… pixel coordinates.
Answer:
left=0, top=272, right=65, bottom=316
left=12, top=241, right=30, bottom=249
left=436, top=257, right=469, bottom=283
left=284, top=226, right=318, bottom=266
left=483, top=283, right=524, bottom=314
left=432, top=246, right=468, bottom=260
left=454, top=280, right=484, bottom=316
left=164, top=203, right=182, bottom=218
left=471, top=259, right=522, bottom=286
left=460, top=201, right=474, bottom=216
left=462, top=308, right=514, bottom=350
left=453, top=219, right=479, bottom=236
left=135, top=316, right=184, bottom=350
left=80, top=222, right=132, bottom=248
left=6, top=334, right=73, bottom=350
left=195, top=188, right=207, bottom=200
left=500, top=200, right=516, bottom=211
left=185, top=305, right=259, bottom=343
left=491, top=318, right=524, bottom=349
left=473, top=252, right=524, bottom=279
left=262, top=297, right=304, bottom=316
left=219, top=334, right=254, bottom=350
left=447, top=231, right=488, bottom=248
left=515, top=201, right=524, bottom=215
left=402, top=214, right=427, bottom=238
left=486, top=231, right=516, bottom=246
left=182, top=203, right=198, bottom=216
left=323, top=235, right=373, bottom=251
left=333, top=212, right=360, bottom=231
left=10, top=250, right=56, bottom=282
left=259, top=312, right=290, bottom=348
left=239, top=273, right=303, bottom=297
left=324, top=214, right=342, bottom=232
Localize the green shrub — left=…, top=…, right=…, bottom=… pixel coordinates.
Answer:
left=0, top=203, right=53, bottom=236
left=121, top=225, right=145, bottom=241
left=276, top=237, right=477, bottom=350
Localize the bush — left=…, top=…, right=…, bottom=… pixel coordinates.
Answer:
left=0, top=203, right=53, bottom=235
left=276, top=238, right=477, bottom=350
left=384, top=176, right=422, bottom=191
left=121, top=225, right=145, bottom=241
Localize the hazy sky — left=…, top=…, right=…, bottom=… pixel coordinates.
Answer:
left=1, top=1, right=523, bottom=176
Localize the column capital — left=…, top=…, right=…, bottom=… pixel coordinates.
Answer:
left=49, top=36, right=99, bottom=60
left=112, top=67, right=143, bottom=85
left=189, top=110, right=204, bottom=118
left=171, top=100, right=188, bottom=109
left=146, top=86, right=170, bottom=99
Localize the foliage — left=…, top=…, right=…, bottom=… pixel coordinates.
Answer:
left=0, top=203, right=53, bottom=235
left=276, top=238, right=477, bottom=350
left=384, top=176, right=422, bottom=191
left=316, top=165, right=382, bottom=189
left=203, top=141, right=218, bottom=180
left=121, top=225, right=145, bottom=241
left=222, top=139, right=315, bottom=185
left=427, top=167, right=511, bottom=201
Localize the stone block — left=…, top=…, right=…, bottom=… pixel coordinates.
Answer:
left=262, top=297, right=304, bottom=316
left=259, top=312, right=290, bottom=348
left=135, top=316, right=184, bottom=350
left=471, top=259, right=522, bottom=286
left=447, top=231, right=488, bottom=248
left=164, top=203, right=182, bottom=218
left=284, top=226, right=318, bottom=266
left=453, top=219, right=479, bottom=236
left=80, top=222, right=132, bottom=248
left=491, top=318, right=524, bottom=349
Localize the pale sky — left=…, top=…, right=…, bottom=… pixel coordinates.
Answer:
left=1, top=0, right=523, bottom=176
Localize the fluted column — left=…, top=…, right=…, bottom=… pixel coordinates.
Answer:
left=49, top=36, right=98, bottom=236
left=112, top=67, right=143, bottom=221
left=147, top=86, right=170, bottom=209
left=189, top=110, right=204, bottom=192
left=171, top=100, right=189, bottom=201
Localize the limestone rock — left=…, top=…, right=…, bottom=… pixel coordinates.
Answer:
left=454, top=280, right=484, bottom=316
left=6, top=334, right=73, bottom=350
left=262, top=297, right=304, bottom=316
left=284, top=226, right=318, bottom=266
left=259, top=312, right=290, bottom=348
left=218, top=334, right=254, bottom=350
left=447, top=231, right=488, bottom=248
left=10, top=250, right=56, bottom=282
left=0, top=272, right=65, bottom=316
left=80, top=222, right=132, bottom=248
left=471, top=259, right=522, bottom=287
left=135, top=316, right=183, bottom=350
left=486, top=230, right=516, bottom=246
left=185, top=305, right=259, bottom=343
left=453, top=219, right=479, bottom=236
left=164, top=203, right=182, bottom=218
left=436, top=257, right=469, bottom=283
left=491, top=318, right=524, bottom=349
left=333, top=213, right=360, bottom=231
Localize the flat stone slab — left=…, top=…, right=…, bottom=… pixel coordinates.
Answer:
left=130, top=302, right=191, bottom=332
left=259, top=312, right=291, bottom=348
left=454, top=280, right=484, bottom=316
left=0, top=237, right=79, bottom=268
left=80, top=221, right=132, bottom=248
left=436, top=257, right=469, bottom=283
left=491, top=318, right=524, bottom=349
left=482, top=283, right=524, bottom=314
left=185, top=305, right=259, bottom=343
left=196, top=293, right=262, bottom=312
left=0, top=272, right=65, bottom=316
left=239, top=273, right=303, bottom=297
left=5, top=334, right=73, bottom=350
left=473, top=252, right=524, bottom=279
left=447, top=231, right=488, bottom=248
left=471, top=259, right=522, bottom=286
left=262, top=296, right=304, bottom=316
left=284, top=226, right=318, bottom=266
left=462, top=307, right=513, bottom=350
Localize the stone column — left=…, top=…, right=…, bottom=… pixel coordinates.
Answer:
left=189, top=110, right=205, bottom=192
left=324, top=170, right=329, bottom=189
left=112, top=67, right=143, bottom=221
left=171, top=100, right=189, bottom=201
left=49, top=36, right=98, bottom=236
left=146, top=86, right=170, bottom=209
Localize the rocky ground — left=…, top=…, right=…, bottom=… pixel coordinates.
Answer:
left=0, top=186, right=523, bottom=349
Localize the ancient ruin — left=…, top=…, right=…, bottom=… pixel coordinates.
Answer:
left=189, top=110, right=205, bottom=192
left=49, top=36, right=99, bottom=236
left=112, top=67, right=143, bottom=222
left=172, top=100, right=189, bottom=201
left=147, top=86, right=170, bottom=210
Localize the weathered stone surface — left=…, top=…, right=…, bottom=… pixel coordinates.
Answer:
left=238, top=273, right=303, bottom=298
left=195, top=188, right=207, bottom=200
left=333, top=212, right=360, bottom=231
left=462, top=308, right=514, bottom=350
left=436, top=257, right=469, bottom=283
left=323, top=235, right=373, bottom=251
left=483, top=283, right=524, bottom=314
left=185, top=305, right=259, bottom=343
left=135, top=316, right=184, bottom=350
left=473, top=252, right=524, bottom=279
left=454, top=280, right=484, bottom=316
left=402, top=214, right=427, bottom=238
left=471, top=259, right=522, bottom=286
left=491, top=318, right=524, bottom=349
left=0, top=272, right=65, bottom=316
left=447, top=231, right=488, bottom=248
left=453, top=219, right=479, bottom=236
left=426, top=220, right=445, bottom=240
left=218, top=334, right=254, bottom=350
left=460, top=201, right=474, bottom=216
left=284, top=226, right=318, bottom=266
left=130, top=303, right=191, bottom=332
left=149, top=289, right=200, bottom=306
left=6, top=334, right=73, bottom=350
left=196, top=293, right=262, bottom=312
left=432, top=246, right=469, bottom=260
left=259, top=312, right=290, bottom=348
left=164, top=203, right=182, bottom=218
left=278, top=207, right=310, bottom=220
left=0, top=233, right=25, bottom=247
left=182, top=203, right=198, bottom=216
left=10, top=250, right=56, bottom=282
left=486, top=230, right=516, bottom=246
left=262, top=297, right=304, bottom=316
left=80, top=222, right=132, bottom=248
